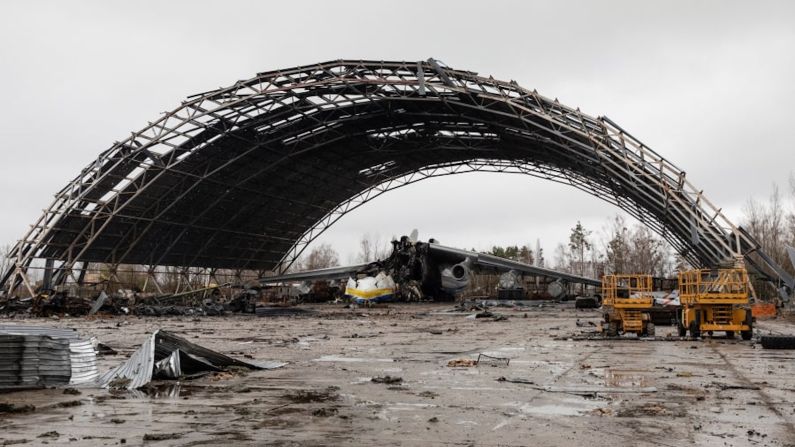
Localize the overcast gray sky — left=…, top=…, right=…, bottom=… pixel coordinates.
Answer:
left=1, top=0, right=794, bottom=263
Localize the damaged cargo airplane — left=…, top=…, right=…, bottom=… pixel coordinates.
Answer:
left=260, top=233, right=600, bottom=303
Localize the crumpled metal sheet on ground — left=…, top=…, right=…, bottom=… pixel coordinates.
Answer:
left=0, top=324, right=98, bottom=389
left=99, top=330, right=285, bottom=390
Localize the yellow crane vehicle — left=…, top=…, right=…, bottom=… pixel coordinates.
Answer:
left=601, top=274, right=655, bottom=337
left=677, top=267, right=752, bottom=339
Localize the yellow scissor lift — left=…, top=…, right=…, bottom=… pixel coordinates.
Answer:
left=677, top=268, right=752, bottom=339
left=601, top=274, right=655, bottom=337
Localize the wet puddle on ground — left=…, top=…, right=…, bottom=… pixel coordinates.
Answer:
left=313, top=355, right=395, bottom=363
left=506, top=395, right=605, bottom=416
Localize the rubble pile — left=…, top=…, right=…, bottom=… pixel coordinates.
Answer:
left=0, top=285, right=262, bottom=318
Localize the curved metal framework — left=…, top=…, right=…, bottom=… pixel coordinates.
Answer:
left=2, top=59, right=791, bottom=295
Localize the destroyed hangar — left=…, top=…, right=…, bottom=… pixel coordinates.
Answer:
left=1, top=59, right=792, bottom=299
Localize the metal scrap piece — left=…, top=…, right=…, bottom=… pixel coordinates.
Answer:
left=99, top=330, right=285, bottom=390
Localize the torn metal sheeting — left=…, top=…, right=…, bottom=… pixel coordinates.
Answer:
left=69, top=339, right=100, bottom=385
left=476, top=353, right=510, bottom=367
left=153, top=350, right=221, bottom=380
left=88, top=291, right=108, bottom=315
left=99, top=330, right=285, bottom=390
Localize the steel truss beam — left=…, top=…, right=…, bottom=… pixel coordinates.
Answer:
left=1, top=59, right=791, bottom=296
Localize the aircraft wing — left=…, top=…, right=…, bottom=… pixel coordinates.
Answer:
left=428, top=243, right=602, bottom=287
left=259, top=263, right=370, bottom=285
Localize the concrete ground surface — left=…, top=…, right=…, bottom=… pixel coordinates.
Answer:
left=1, top=302, right=794, bottom=446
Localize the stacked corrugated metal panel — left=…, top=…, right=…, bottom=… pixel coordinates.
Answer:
left=0, top=325, right=98, bottom=389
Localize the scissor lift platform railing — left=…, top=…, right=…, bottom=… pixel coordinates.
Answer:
left=602, top=274, right=654, bottom=336
left=677, top=268, right=752, bottom=339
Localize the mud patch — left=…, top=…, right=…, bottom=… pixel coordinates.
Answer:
left=0, top=403, right=35, bottom=414
left=282, top=387, right=340, bottom=403
left=143, top=432, right=183, bottom=441
left=616, top=401, right=687, bottom=418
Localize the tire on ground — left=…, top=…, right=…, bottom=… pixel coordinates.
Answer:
left=741, top=310, right=753, bottom=341
left=760, top=336, right=795, bottom=349
left=689, top=312, right=701, bottom=338
left=575, top=296, right=598, bottom=309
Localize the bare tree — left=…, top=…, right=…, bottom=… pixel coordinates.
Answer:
left=603, top=215, right=630, bottom=274
left=598, top=215, right=675, bottom=277
left=743, top=185, right=790, bottom=271
left=303, top=243, right=340, bottom=270
left=357, top=233, right=389, bottom=263
left=627, top=226, right=665, bottom=276
left=553, top=243, right=570, bottom=272
left=741, top=181, right=795, bottom=299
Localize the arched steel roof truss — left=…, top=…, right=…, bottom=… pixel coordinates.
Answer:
left=2, top=59, right=792, bottom=295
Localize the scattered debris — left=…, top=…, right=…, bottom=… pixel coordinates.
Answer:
left=0, top=283, right=272, bottom=318
left=616, top=402, right=685, bottom=418
left=496, top=377, right=656, bottom=396
left=256, top=306, right=317, bottom=317
left=312, top=407, right=339, bottom=417
left=447, top=354, right=509, bottom=368
left=0, top=438, right=31, bottom=445
left=283, top=387, right=339, bottom=403
left=96, top=343, right=117, bottom=356
left=37, top=431, right=59, bottom=439
left=710, top=382, right=761, bottom=391
left=56, top=400, right=82, bottom=408
left=143, top=433, right=183, bottom=441
left=477, top=353, right=510, bottom=367
left=88, top=291, right=108, bottom=315
left=447, top=358, right=478, bottom=367
left=469, top=310, right=508, bottom=321
left=371, top=375, right=403, bottom=384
